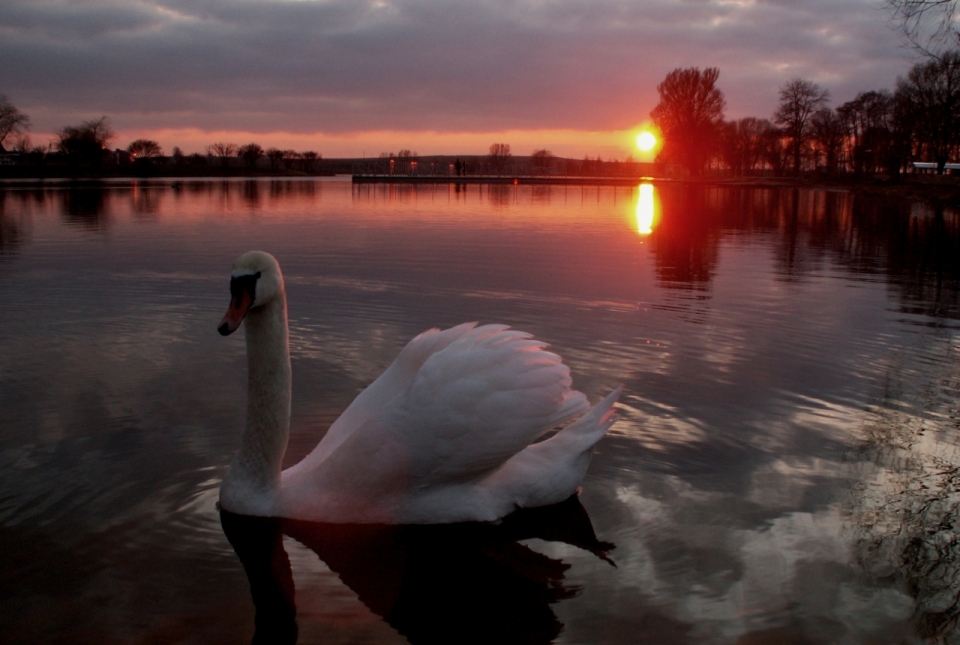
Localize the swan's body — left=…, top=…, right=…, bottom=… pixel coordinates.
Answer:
left=218, top=251, right=620, bottom=524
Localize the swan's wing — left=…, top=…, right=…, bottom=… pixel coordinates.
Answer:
left=306, top=325, right=588, bottom=494
left=290, top=322, right=486, bottom=472
left=387, top=326, right=589, bottom=484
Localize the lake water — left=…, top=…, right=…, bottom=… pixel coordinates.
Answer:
left=1, top=178, right=959, bottom=644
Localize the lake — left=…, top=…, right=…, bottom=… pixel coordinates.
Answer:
left=1, top=178, right=959, bottom=644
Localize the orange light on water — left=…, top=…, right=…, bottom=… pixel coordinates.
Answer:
left=636, top=183, right=658, bottom=235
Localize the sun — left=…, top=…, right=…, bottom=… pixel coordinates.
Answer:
left=636, top=131, right=657, bottom=152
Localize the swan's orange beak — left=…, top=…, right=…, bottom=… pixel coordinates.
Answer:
left=219, top=290, right=253, bottom=336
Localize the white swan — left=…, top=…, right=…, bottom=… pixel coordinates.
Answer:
left=217, top=251, right=620, bottom=524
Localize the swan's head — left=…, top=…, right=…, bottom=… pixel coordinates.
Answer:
left=218, top=251, right=284, bottom=336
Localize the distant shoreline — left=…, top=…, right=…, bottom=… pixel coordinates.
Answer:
left=2, top=171, right=959, bottom=206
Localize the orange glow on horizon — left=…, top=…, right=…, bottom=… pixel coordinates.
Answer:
left=49, top=126, right=645, bottom=161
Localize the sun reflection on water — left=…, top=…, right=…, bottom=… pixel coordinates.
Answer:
left=636, top=183, right=658, bottom=235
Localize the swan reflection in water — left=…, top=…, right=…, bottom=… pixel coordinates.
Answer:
left=220, top=494, right=614, bottom=644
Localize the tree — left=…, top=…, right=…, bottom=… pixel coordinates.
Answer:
left=773, top=79, right=830, bottom=175
left=489, top=142, right=512, bottom=175
left=57, top=117, right=114, bottom=166
left=838, top=91, right=895, bottom=175
left=238, top=143, right=263, bottom=169
left=208, top=142, right=237, bottom=168
left=895, top=51, right=960, bottom=173
left=300, top=151, right=319, bottom=172
left=650, top=67, right=726, bottom=176
left=127, top=139, right=162, bottom=158
left=719, top=117, right=775, bottom=176
left=266, top=147, right=285, bottom=170
left=531, top=149, right=555, bottom=174
left=0, top=95, right=30, bottom=150
left=887, top=0, right=960, bottom=57
left=809, top=108, right=846, bottom=174
left=759, top=125, right=788, bottom=175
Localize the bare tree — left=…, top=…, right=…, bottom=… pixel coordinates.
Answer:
left=809, top=109, right=847, bottom=174
left=489, top=143, right=512, bottom=175
left=266, top=147, right=285, bottom=170
left=57, top=117, right=114, bottom=166
left=530, top=149, right=555, bottom=174
left=238, top=143, right=263, bottom=169
left=838, top=91, right=895, bottom=175
left=650, top=67, right=726, bottom=176
left=208, top=142, right=237, bottom=168
left=887, top=0, right=960, bottom=57
left=774, top=79, right=830, bottom=175
left=759, top=125, right=789, bottom=175
left=127, top=139, right=163, bottom=159
left=719, top=117, right=775, bottom=176
left=895, top=50, right=960, bottom=173
left=300, top=151, right=319, bottom=173
left=0, top=95, right=30, bottom=150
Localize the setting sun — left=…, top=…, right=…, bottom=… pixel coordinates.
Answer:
left=636, top=131, right=657, bottom=152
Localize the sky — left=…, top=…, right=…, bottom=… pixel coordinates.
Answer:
left=0, top=0, right=922, bottom=159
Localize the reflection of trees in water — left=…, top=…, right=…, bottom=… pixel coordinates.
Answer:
left=530, top=185, right=552, bottom=205
left=651, top=186, right=960, bottom=318
left=268, top=180, right=318, bottom=203
left=59, top=186, right=110, bottom=230
left=850, top=334, right=960, bottom=641
left=650, top=185, right=722, bottom=290
left=486, top=184, right=515, bottom=208
left=0, top=193, right=22, bottom=257
left=130, top=184, right=164, bottom=219
left=242, top=180, right=261, bottom=210
left=221, top=496, right=613, bottom=645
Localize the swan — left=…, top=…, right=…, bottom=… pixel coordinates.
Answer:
left=217, top=250, right=620, bottom=524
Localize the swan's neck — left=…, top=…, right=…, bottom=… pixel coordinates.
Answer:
left=223, top=293, right=291, bottom=514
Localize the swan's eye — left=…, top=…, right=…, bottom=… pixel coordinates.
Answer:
left=230, top=271, right=261, bottom=306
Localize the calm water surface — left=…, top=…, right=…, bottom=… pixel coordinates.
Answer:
left=1, top=179, right=959, bottom=644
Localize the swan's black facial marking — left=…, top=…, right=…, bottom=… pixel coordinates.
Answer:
left=229, top=271, right=261, bottom=308
left=218, top=271, right=261, bottom=336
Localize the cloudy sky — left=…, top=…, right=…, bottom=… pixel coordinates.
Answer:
left=0, top=0, right=920, bottom=158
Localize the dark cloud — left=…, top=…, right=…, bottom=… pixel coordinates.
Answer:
left=0, top=0, right=915, bottom=138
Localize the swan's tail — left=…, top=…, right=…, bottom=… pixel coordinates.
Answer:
left=485, top=386, right=622, bottom=511
left=553, top=386, right=621, bottom=450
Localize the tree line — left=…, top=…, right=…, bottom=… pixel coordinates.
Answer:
left=650, top=52, right=960, bottom=178
left=0, top=109, right=321, bottom=173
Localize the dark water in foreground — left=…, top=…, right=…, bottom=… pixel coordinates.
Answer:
left=1, top=178, right=959, bottom=644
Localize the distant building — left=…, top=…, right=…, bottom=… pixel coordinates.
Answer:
left=912, top=161, right=960, bottom=174
left=0, top=144, right=19, bottom=166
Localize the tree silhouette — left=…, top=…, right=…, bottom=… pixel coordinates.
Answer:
left=838, top=91, right=895, bottom=175
left=650, top=67, right=726, bottom=176
left=895, top=51, right=960, bottom=173
left=56, top=117, right=114, bottom=167
left=719, top=117, right=776, bottom=176
left=238, top=143, right=263, bottom=169
left=887, top=0, right=960, bottom=57
left=300, top=151, right=319, bottom=172
left=809, top=108, right=846, bottom=174
left=208, top=142, right=237, bottom=168
left=489, top=142, right=512, bottom=175
left=266, top=147, right=284, bottom=170
left=774, top=78, right=830, bottom=175
left=0, top=95, right=29, bottom=150
left=127, top=139, right=162, bottom=159
left=531, top=149, right=554, bottom=174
